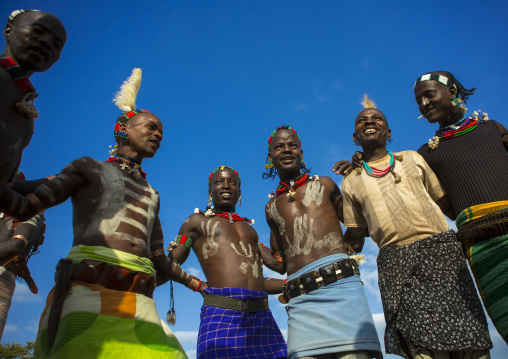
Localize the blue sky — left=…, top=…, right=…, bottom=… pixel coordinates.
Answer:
left=2, top=1, right=507, bottom=357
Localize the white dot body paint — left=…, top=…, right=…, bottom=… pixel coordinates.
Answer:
left=74, top=162, right=158, bottom=248
left=201, top=220, right=219, bottom=259
left=267, top=201, right=286, bottom=236
left=302, top=180, right=324, bottom=207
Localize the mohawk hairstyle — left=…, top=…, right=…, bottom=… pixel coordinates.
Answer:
left=262, top=125, right=311, bottom=180
left=420, top=71, right=476, bottom=104
left=361, top=94, right=376, bottom=109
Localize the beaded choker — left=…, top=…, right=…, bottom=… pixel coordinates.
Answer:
left=194, top=208, right=254, bottom=224
left=269, top=174, right=318, bottom=199
left=106, top=156, right=147, bottom=179
left=427, top=110, right=488, bottom=149
left=360, top=150, right=402, bottom=183
left=0, top=55, right=38, bottom=102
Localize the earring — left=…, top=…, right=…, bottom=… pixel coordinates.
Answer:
left=239, top=195, right=242, bottom=206
left=116, top=131, right=128, bottom=139
left=265, top=162, right=274, bottom=169
left=208, top=196, right=212, bottom=207
left=451, top=96, right=463, bottom=107
left=354, top=139, right=360, bottom=146
left=301, top=159, right=306, bottom=167
left=386, top=136, right=393, bottom=144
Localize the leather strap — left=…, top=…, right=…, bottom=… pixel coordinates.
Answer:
left=203, top=294, right=269, bottom=313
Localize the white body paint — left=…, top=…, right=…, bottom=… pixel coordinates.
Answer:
left=268, top=201, right=286, bottom=236
left=230, top=242, right=259, bottom=278
left=201, top=220, right=219, bottom=259
left=302, top=180, right=324, bottom=207
left=75, top=162, right=158, bottom=247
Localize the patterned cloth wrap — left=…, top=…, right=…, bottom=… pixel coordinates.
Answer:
left=197, top=287, right=287, bottom=359
left=377, top=230, right=492, bottom=359
left=0, top=266, right=16, bottom=340
left=457, top=200, right=508, bottom=344
left=33, top=245, right=187, bottom=359
left=286, top=253, right=382, bottom=359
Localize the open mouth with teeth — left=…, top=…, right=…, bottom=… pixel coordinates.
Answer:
left=220, top=192, right=233, bottom=199
left=364, top=128, right=377, bottom=134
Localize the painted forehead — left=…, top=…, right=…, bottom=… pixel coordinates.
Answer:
left=208, top=165, right=241, bottom=186
left=268, top=126, right=301, bottom=151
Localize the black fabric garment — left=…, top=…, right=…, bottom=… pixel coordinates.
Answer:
left=418, top=120, right=508, bottom=215
left=378, top=231, right=492, bottom=358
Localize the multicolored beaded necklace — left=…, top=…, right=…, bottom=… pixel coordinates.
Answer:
left=195, top=208, right=254, bottom=224
left=268, top=173, right=317, bottom=199
left=362, top=150, right=402, bottom=183
left=0, top=55, right=39, bottom=102
left=427, top=111, right=489, bottom=149
left=106, top=156, right=146, bottom=179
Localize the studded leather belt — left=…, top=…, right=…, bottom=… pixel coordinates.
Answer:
left=66, top=259, right=155, bottom=298
left=280, top=258, right=359, bottom=303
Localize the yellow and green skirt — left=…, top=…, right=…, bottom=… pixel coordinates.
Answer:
left=33, top=245, right=187, bottom=359
left=457, top=201, right=508, bottom=344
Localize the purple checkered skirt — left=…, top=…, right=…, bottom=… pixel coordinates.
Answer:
left=197, top=287, right=287, bottom=359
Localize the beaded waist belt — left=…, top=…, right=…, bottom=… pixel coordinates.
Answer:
left=280, top=258, right=359, bottom=303
left=457, top=207, right=508, bottom=243
left=203, top=293, right=269, bottom=313
left=63, top=259, right=155, bottom=298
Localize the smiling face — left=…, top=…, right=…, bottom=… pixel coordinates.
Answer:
left=414, top=80, right=457, bottom=126
left=209, top=168, right=241, bottom=212
left=4, top=12, right=67, bottom=73
left=353, top=108, right=391, bottom=149
left=268, top=129, right=303, bottom=179
left=120, top=113, right=163, bottom=159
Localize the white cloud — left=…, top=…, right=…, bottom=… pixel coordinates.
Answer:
left=3, top=323, right=19, bottom=334
left=295, top=103, right=307, bottom=111
left=24, top=319, right=39, bottom=334
left=13, top=283, right=43, bottom=303
left=186, top=349, right=197, bottom=359
left=174, top=331, right=198, bottom=347
left=184, top=266, right=204, bottom=278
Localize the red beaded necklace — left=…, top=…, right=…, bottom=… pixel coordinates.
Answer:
left=0, top=55, right=39, bottom=102
left=106, top=156, right=147, bottom=179
left=196, top=208, right=254, bottom=224
left=269, top=173, right=311, bottom=199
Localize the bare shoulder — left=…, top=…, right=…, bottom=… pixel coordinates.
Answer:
left=314, top=175, right=337, bottom=189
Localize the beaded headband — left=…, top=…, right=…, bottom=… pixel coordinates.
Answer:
left=414, top=74, right=457, bottom=90
left=208, top=165, right=241, bottom=187
left=267, top=126, right=301, bottom=152
left=114, top=109, right=150, bottom=138
left=8, top=10, right=40, bottom=24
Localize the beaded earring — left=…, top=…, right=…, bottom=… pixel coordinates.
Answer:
left=387, top=136, right=393, bottom=144
left=451, top=96, right=463, bottom=107
left=116, top=131, right=128, bottom=139
left=239, top=195, right=242, bottom=206
left=208, top=196, right=212, bottom=207
left=353, top=139, right=360, bottom=146
left=265, top=161, right=274, bottom=169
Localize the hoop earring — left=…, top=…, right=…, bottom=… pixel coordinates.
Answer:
left=208, top=196, right=212, bottom=207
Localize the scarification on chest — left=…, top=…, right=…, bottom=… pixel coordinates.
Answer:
left=201, top=220, right=220, bottom=259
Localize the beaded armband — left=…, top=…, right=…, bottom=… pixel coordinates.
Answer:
left=273, top=250, right=286, bottom=264
left=257, top=242, right=265, bottom=249
left=175, top=234, right=194, bottom=249
left=186, top=278, right=202, bottom=292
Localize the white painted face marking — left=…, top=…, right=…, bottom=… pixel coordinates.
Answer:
left=201, top=220, right=219, bottom=259
left=267, top=201, right=286, bottom=236
left=302, top=180, right=324, bottom=207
